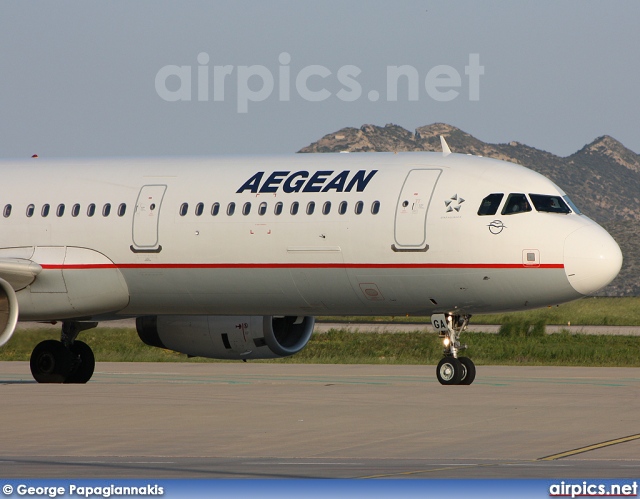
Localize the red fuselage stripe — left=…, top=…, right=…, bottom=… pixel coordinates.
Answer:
left=41, top=263, right=565, bottom=270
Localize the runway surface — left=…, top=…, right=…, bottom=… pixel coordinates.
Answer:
left=1, top=362, right=639, bottom=479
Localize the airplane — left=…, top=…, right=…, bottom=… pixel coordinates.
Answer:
left=0, top=137, right=623, bottom=385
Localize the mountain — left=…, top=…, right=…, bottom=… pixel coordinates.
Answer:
left=299, top=123, right=640, bottom=296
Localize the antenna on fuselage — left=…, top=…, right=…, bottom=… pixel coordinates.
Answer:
left=440, top=136, right=452, bottom=157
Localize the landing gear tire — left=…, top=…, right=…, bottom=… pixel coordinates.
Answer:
left=30, top=340, right=74, bottom=383
left=458, top=356, right=476, bottom=385
left=436, top=357, right=464, bottom=385
left=64, top=340, right=95, bottom=384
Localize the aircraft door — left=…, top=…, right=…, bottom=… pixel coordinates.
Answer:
left=131, top=185, right=166, bottom=253
left=393, top=169, right=442, bottom=251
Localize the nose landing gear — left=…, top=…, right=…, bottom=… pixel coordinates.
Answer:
left=30, top=321, right=97, bottom=384
left=431, top=313, right=476, bottom=385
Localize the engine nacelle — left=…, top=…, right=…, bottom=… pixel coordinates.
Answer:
left=0, top=277, right=19, bottom=347
left=136, top=315, right=315, bottom=360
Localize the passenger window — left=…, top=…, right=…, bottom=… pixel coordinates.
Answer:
left=529, top=194, right=571, bottom=214
left=322, top=201, right=331, bottom=215
left=26, top=204, right=35, bottom=218
left=354, top=201, right=364, bottom=215
left=371, top=201, right=380, bottom=215
left=290, top=202, right=299, bottom=215
left=102, top=203, right=111, bottom=217
left=477, top=193, right=504, bottom=216
left=57, top=204, right=65, bottom=217
left=274, top=202, right=283, bottom=215
left=243, top=202, right=251, bottom=216
left=195, top=202, right=204, bottom=216
left=3, top=204, right=11, bottom=218
left=41, top=204, right=50, bottom=217
left=258, top=202, right=267, bottom=216
left=501, top=194, right=531, bottom=215
left=71, top=204, right=80, bottom=217
left=227, top=202, right=235, bottom=216
left=118, top=203, right=126, bottom=217
left=338, top=201, right=348, bottom=215
left=87, top=204, right=96, bottom=217
left=211, top=203, right=220, bottom=216
left=179, top=203, right=188, bottom=216
left=306, top=201, right=315, bottom=215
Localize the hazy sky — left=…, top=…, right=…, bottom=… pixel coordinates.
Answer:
left=1, top=1, right=638, bottom=159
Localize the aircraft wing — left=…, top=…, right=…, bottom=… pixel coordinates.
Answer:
left=0, top=258, right=42, bottom=290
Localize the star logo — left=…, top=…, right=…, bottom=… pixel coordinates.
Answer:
left=445, top=194, right=465, bottom=213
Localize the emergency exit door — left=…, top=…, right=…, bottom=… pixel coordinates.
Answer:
left=393, top=169, right=441, bottom=251
left=131, top=185, right=166, bottom=252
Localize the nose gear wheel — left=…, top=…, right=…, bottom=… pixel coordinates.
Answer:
left=432, top=313, right=476, bottom=385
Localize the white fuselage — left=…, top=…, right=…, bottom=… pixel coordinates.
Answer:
left=0, top=152, right=622, bottom=322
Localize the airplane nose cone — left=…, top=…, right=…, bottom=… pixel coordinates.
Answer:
left=564, top=224, right=623, bottom=295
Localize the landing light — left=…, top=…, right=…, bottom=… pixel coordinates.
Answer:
left=443, top=337, right=450, bottom=347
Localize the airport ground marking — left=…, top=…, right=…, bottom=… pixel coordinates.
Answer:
left=357, top=463, right=497, bottom=479
left=538, top=433, right=640, bottom=461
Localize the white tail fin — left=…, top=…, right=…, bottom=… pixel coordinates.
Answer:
left=440, top=136, right=452, bottom=156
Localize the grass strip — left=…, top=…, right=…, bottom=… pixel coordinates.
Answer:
left=3, top=327, right=640, bottom=367
left=318, top=296, right=640, bottom=326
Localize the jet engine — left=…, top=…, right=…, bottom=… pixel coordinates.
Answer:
left=136, top=315, right=315, bottom=360
left=0, top=278, right=19, bottom=347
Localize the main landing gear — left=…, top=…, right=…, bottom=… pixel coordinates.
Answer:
left=432, top=314, right=476, bottom=386
left=30, top=322, right=97, bottom=384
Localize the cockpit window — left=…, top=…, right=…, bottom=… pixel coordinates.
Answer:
left=562, top=195, right=581, bottom=215
left=501, top=193, right=531, bottom=215
left=529, top=194, right=571, bottom=214
left=477, top=193, right=504, bottom=216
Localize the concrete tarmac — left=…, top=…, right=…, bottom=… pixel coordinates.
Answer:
left=1, top=362, right=639, bottom=479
